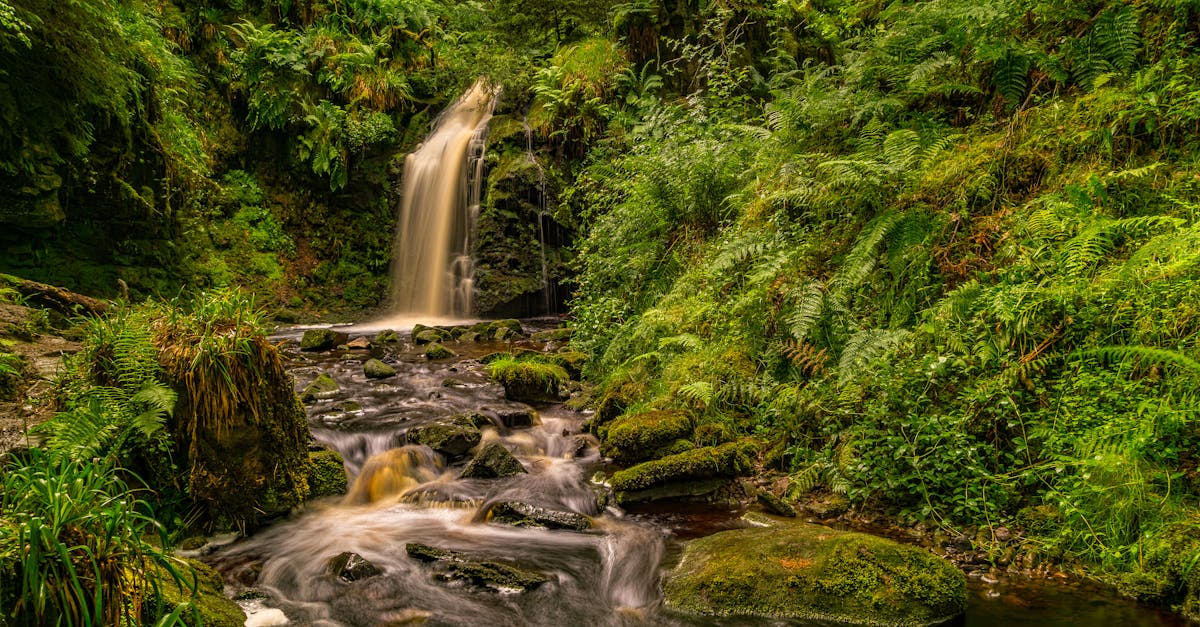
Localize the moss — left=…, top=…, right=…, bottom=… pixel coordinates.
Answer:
left=663, top=522, right=966, bottom=626
left=599, top=410, right=693, bottom=464
left=610, top=440, right=756, bottom=495
left=300, top=328, right=343, bottom=351
left=407, top=415, right=483, bottom=459
left=414, top=328, right=450, bottom=344
left=487, top=355, right=568, bottom=403
left=307, top=449, right=348, bottom=498
left=532, top=328, right=574, bottom=342
left=547, top=350, right=588, bottom=379
left=424, top=342, right=457, bottom=360
left=302, top=372, right=339, bottom=402
left=490, top=319, right=524, bottom=337
left=374, top=329, right=401, bottom=344
left=363, top=358, right=396, bottom=379
left=147, top=558, right=245, bottom=627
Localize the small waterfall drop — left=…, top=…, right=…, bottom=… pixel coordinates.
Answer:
left=390, top=79, right=498, bottom=320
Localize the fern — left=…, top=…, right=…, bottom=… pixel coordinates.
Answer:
left=676, top=381, right=714, bottom=409
left=830, top=212, right=905, bottom=299
left=838, top=328, right=912, bottom=387
left=783, top=279, right=825, bottom=342
left=782, top=341, right=829, bottom=377
left=1075, top=345, right=1200, bottom=377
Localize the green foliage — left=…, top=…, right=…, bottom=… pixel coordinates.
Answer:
left=486, top=354, right=569, bottom=395
left=0, top=450, right=192, bottom=626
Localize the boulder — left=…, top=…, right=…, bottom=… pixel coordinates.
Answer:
left=531, top=328, right=573, bottom=342
left=300, top=328, right=346, bottom=351
left=405, top=543, right=547, bottom=592
left=328, top=551, right=383, bottom=582
left=424, top=342, right=457, bottom=360
left=306, top=449, right=348, bottom=499
left=148, top=557, right=245, bottom=627
left=345, top=336, right=372, bottom=350
left=610, top=441, right=756, bottom=504
left=301, top=373, right=339, bottom=402
left=406, top=415, right=483, bottom=460
left=374, top=329, right=401, bottom=344
left=489, top=406, right=539, bottom=428
left=363, top=358, right=397, bottom=379
left=663, top=521, right=966, bottom=626
left=600, top=410, right=693, bottom=465
left=487, top=501, right=591, bottom=531
left=757, top=489, right=797, bottom=517
left=461, top=442, right=526, bottom=479
left=414, top=328, right=449, bottom=345
left=548, top=350, right=587, bottom=379
left=489, top=319, right=524, bottom=338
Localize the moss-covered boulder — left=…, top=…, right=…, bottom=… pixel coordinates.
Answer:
left=600, top=410, right=693, bottom=465
left=405, top=542, right=548, bottom=592
left=300, top=328, right=345, bottom=351
left=490, top=319, right=524, bottom=338
left=374, top=329, right=401, bottom=344
left=301, top=373, right=339, bottom=402
left=531, top=328, right=573, bottom=342
left=414, top=328, right=450, bottom=345
left=425, top=342, right=457, bottom=360
left=363, top=358, right=396, bottom=379
left=758, top=489, right=797, bottom=517
left=461, top=442, right=526, bottom=479
left=664, top=522, right=966, bottom=626
left=407, top=415, right=483, bottom=460
left=149, top=557, right=245, bottom=627
left=307, top=449, right=348, bottom=498
left=610, top=440, right=756, bottom=503
left=486, top=355, right=567, bottom=403
left=547, top=350, right=587, bottom=379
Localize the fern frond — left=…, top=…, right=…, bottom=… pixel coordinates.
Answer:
left=784, top=279, right=825, bottom=342
left=782, top=341, right=829, bottom=377
left=676, top=381, right=714, bottom=409
left=838, top=328, right=912, bottom=387
left=1075, top=345, right=1200, bottom=377
left=830, top=212, right=905, bottom=297
left=658, top=333, right=703, bottom=353
left=129, top=383, right=178, bottom=438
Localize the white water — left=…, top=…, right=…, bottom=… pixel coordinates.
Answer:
left=388, top=79, right=498, bottom=324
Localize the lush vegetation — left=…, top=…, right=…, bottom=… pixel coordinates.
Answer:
left=4, top=0, right=1200, bottom=622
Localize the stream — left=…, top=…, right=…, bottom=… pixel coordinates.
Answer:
left=206, top=319, right=1187, bottom=627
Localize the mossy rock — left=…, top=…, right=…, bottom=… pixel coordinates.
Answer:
left=531, top=328, right=573, bottom=342
left=757, top=489, right=797, bottom=517
left=407, top=415, right=483, bottom=460
left=600, top=410, right=693, bottom=465
left=461, top=441, right=526, bottom=479
left=664, top=522, right=966, bottom=626
left=487, top=356, right=567, bottom=403
left=328, top=551, right=383, bottom=582
left=486, top=501, right=591, bottom=531
left=547, top=350, right=587, bottom=380
left=300, top=328, right=345, bottom=351
left=307, top=449, right=348, bottom=498
left=489, top=319, right=524, bottom=338
left=610, top=440, right=756, bottom=501
left=300, top=369, right=338, bottom=401
left=147, top=557, right=245, bottom=627
left=374, top=329, right=402, bottom=344
left=414, top=328, right=450, bottom=345
left=363, top=358, right=397, bottom=379
left=425, top=342, right=457, bottom=360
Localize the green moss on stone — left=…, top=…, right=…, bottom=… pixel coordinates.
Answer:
left=407, top=414, right=483, bottom=459
left=301, top=372, right=339, bottom=401
left=487, top=355, right=568, bottom=403
left=147, top=558, right=245, bottom=627
left=610, top=440, right=755, bottom=495
left=600, top=410, right=694, bottom=464
left=663, top=522, right=966, bottom=626
left=307, top=449, right=348, bottom=498
left=363, top=358, right=397, bottom=379
left=300, top=328, right=342, bottom=351
left=425, top=342, right=457, bottom=360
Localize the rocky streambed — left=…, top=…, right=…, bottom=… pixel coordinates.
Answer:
left=198, top=318, right=1186, bottom=627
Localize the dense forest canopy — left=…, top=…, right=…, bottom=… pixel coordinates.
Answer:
left=4, top=0, right=1200, bottom=623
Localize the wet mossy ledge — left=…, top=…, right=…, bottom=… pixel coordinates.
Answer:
left=664, top=518, right=967, bottom=626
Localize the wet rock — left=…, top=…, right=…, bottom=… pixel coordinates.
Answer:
left=547, top=350, right=587, bottom=379
left=663, top=520, right=966, bottom=626
left=364, top=358, right=397, bottom=379
left=424, top=342, right=457, bottom=360
left=301, top=328, right=346, bottom=351
left=346, top=336, right=372, bottom=350
left=461, top=442, right=526, bottom=479
left=273, top=309, right=301, bottom=324
left=757, top=489, right=797, bottom=517
left=301, top=373, right=339, bottom=402
left=492, top=326, right=517, bottom=341
left=414, top=328, right=449, bottom=345
left=405, top=543, right=548, bottom=592
left=449, top=326, right=470, bottom=339
left=375, top=329, right=401, bottom=344
left=442, top=377, right=467, bottom=387
left=610, top=441, right=756, bottom=501
left=489, top=406, right=539, bottom=428
left=489, top=319, right=524, bottom=338
left=406, top=415, right=482, bottom=460
left=531, top=328, right=573, bottom=342
left=804, top=494, right=850, bottom=519
left=459, top=331, right=483, bottom=343
left=244, top=609, right=288, bottom=627
left=328, top=551, right=383, bottom=582
left=487, top=501, right=592, bottom=531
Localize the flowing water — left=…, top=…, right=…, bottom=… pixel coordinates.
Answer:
left=389, top=80, right=498, bottom=320
left=205, top=322, right=1186, bottom=627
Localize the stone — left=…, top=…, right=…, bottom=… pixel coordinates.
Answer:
left=363, top=358, right=397, bottom=379
left=461, top=442, right=526, bottom=479
left=406, top=415, right=483, bottom=460
left=531, top=328, right=573, bottom=342
left=414, top=328, right=448, bottom=345
left=610, top=441, right=757, bottom=504
left=328, top=551, right=383, bottom=582
left=663, top=521, right=967, bottom=626
left=300, top=328, right=346, bottom=351
left=306, top=449, right=348, bottom=498
left=487, top=501, right=592, bottom=531
left=405, top=543, right=548, bottom=592
left=375, top=329, right=402, bottom=344
left=346, top=336, right=372, bottom=350
left=757, top=489, right=797, bottom=517
left=490, top=319, right=524, bottom=338
left=599, top=410, right=693, bottom=465
left=244, top=609, right=289, bottom=627
left=424, top=342, right=456, bottom=360
left=489, top=406, right=539, bottom=428
left=301, top=373, right=339, bottom=402
left=459, top=331, right=483, bottom=343
left=148, top=557, right=245, bottom=627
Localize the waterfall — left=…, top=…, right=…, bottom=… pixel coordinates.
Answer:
left=389, top=79, right=498, bottom=319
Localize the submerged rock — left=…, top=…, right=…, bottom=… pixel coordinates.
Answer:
left=363, top=358, right=397, bottom=379
left=300, top=328, right=345, bottom=351
left=461, top=442, right=526, bottom=479
left=486, top=501, right=591, bottom=531
left=301, top=373, right=339, bottom=402
left=663, top=521, right=966, bottom=626
left=328, top=551, right=383, bottom=582
left=406, top=415, right=483, bottom=460
left=405, top=543, right=548, bottom=592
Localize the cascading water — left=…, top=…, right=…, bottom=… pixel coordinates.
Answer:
left=389, top=79, right=498, bottom=320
